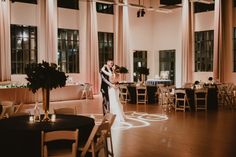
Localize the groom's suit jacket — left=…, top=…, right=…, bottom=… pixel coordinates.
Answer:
left=100, top=66, right=112, bottom=94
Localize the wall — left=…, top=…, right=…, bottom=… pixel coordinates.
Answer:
left=11, top=2, right=37, bottom=26
left=128, top=7, right=154, bottom=81
left=152, top=8, right=182, bottom=87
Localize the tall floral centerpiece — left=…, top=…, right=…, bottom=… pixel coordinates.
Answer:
left=25, top=61, right=67, bottom=121
left=118, top=66, right=129, bottom=82
left=137, top=67, right=149, bottom=85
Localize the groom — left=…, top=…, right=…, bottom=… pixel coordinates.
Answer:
left=100, top=59, right=114, bottom=115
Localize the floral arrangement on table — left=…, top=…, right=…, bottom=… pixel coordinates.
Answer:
left=117, top=66, right=129, bottom=82
left=118, top=66, right=129, bottom=74
left=137, top=67, right=149, bottom=84
left=137, top=67, right=149, bottom=75
left=25, top=61, right=67, bottom=121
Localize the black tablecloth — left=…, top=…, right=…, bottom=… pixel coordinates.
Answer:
left=127, top=85, right=157, bottom=104
left=0, top=114, right=94, bottom=157
left=185, top=88, right=218, bottom=110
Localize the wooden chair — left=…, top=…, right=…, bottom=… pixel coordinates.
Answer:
left=80, top=119, right=109, bottom=157
left=101, top=113, right=116, bottom=157
left=194, top=88, right=208, bottom=111
left=175, top=89, right=190, bottom=112
left=119, top=85, right=129, bottom=105
left=119, top=85, right=129, bottom=111
left=53, top=107, right=76, bottom=115
left=41, top=129, right=79, bottom=157
left=81, top=83, right=93, bottom=99
left=136, top=86, right=147, bottom=104
left=0, top=101, right=14, bottom=119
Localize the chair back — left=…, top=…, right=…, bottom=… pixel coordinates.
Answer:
left=194, top=88, right=208, bottom=111
left=119, top=85, right=128, bottom=104
left=136, top=86, right=147, bottom=104
left=80, top=120, right=109, bottom=157
left=41, top=129, right=79, bottom=157
left=175, top=89, right=187, bottom=99
left=102, top=113, right=116, bottom=129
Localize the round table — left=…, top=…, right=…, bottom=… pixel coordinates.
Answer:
left=0, top=114, right=94, bottom=157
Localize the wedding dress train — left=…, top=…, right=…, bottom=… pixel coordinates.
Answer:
left=108, top=87, right=126, bottom=124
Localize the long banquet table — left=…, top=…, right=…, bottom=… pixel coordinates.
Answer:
left=0, top=114, right=94, bottom=157
left=184, top=87, right=218, bottom=110
left=0, top=84, right=85, bottom=104
left=127, top=85, right=157, bottom=104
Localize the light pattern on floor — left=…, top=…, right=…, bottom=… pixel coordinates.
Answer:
left=83, top=111, right=168, bottom=130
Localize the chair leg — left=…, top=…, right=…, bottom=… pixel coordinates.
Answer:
left=108, top=135, right=114, bottom=157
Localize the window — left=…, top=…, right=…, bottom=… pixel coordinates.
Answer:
left=233, top=28, right=236, bottom=72
left=159, top=50, right=175, bottom=85
left=96, top=2, right=114, bottom=14
left=133, top=51, right=147, bottom=82
left=58, top=29, right=79, bottom=73
left=195, top=30, right=214, bottom=72
left=58, top=0, right=79, bottom=10
left=98, top=32, right=114, bottom=68
left=11, top=25, right=37, bottom=74
left=11, top=0, right=37, bottom=4
left=194, top=2, right=214, bottom=13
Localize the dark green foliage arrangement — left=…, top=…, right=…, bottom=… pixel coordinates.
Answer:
left=137, top=67, right=149, bottom=75
left=119, top=66, right=129, bottom=74
left=25, top=61, right=68, bottom=93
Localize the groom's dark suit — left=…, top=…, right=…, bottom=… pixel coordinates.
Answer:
left=100, top=66, right=112, bottom=115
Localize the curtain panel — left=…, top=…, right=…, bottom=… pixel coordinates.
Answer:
left=181, top=0, right=194, bottom=85
left=0, top=0, right=11, bottom=81
left=86, top=0, right=100, bottom=94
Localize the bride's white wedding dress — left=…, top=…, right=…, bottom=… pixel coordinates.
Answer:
left=108, top=86, right=126, bottom=124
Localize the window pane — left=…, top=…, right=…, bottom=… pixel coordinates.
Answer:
left=58, top=0, right=79, bottom=10
left=96, top=2, right=114, bottom=14
left=98, top=32, right=114, bottom=69
left=194, top=30, right=214, bottom=72
left=11, top=25, right=37, bottom=74
left=58, top=29, right=79, bottom=73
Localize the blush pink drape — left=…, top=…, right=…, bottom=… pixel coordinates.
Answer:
left=38, top=0, right=57, bottom=63
left=221, top=0, right=233, bottom=82
left=181, top=0, right=194, bottom=85
left=114, top=0, right=131, bottom=81
left=0, top=0, right=11, bottom=81
left=45, top=0, right=58, bottom=63
left=213, top=0, right=222, bottom=81
left=86, top=0, right=100, bottom=94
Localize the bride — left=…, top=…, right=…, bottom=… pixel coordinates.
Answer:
left=101, top=64, right=126, bottom=124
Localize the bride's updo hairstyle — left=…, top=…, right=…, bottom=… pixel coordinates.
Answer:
left=113, top=64, right=120, bottom=73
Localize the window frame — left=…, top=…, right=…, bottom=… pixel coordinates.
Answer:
left=11, top=24, right=38, bottom=74
left=98, top=32, right=114, bottom=69
left=57, top=0, right=79, bottom=10
left=96, top=2, right=114, bottom=15
left=58, top=28, right=80, bottom=73
left=194, top=30, right=214, bottom=72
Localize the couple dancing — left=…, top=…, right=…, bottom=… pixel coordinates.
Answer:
left=100, top=59, right=126, bottom=124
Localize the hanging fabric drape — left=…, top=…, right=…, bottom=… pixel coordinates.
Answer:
left=221, top=0, right=233, bottom=82
left=87, top=0, right=100, bottom=94
left=213, top=0, right=222, bottom=81
left=45, top=0, right=57, bottom=63
left=0, top=0, right=11, bottom=81
left=181, top=0, right=194, bottom=85
left=114, top=0, right=131, bottom=81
